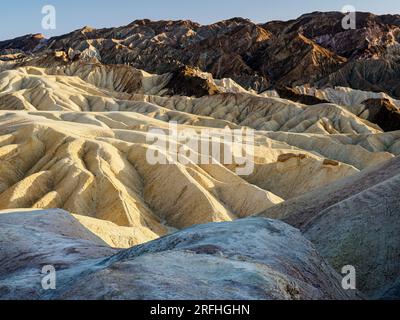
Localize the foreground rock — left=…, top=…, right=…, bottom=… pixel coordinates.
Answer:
left=0, top=209, right=359, bottom=300
left=259, top=156, right=400, bottom=299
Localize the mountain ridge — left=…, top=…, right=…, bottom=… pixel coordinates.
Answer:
left=3, top=11, right=400, bottom=97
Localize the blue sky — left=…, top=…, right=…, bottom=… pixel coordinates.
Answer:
left=1, top=0, right=400, bottom=40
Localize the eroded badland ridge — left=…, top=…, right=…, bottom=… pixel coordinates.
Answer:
left=0, top=11, right=399, bottom=300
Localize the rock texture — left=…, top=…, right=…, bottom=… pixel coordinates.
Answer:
left=259, top=156, right=400, bottom=299
left=0, top=209, right=359, bottom=300
left=284, top=86, right=400, bottom=131
left=0, top=34, right=45, bottom=54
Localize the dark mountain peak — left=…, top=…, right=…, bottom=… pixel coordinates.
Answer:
left=127, top=18, right=201, bottom=30
left=80, top=26, right=95, bottom=33
left=221, top=17, right=254, bottom=24
left=0, top=33, right=46, bottom=53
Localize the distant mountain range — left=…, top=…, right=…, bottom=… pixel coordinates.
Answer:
left=2, top=11, right=400, bottom=97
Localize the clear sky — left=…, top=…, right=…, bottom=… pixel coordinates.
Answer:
left=1, top=0, right=400, bottom=40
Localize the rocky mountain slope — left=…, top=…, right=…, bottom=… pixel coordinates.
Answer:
left=259, top=156, right=400, bottom=299
left=0, top=209, right=360, bottom=300
left=2, top=12, right=400, bottom=97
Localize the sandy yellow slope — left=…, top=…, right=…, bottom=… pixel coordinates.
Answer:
left=0, top=65, right=398, bottom=246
